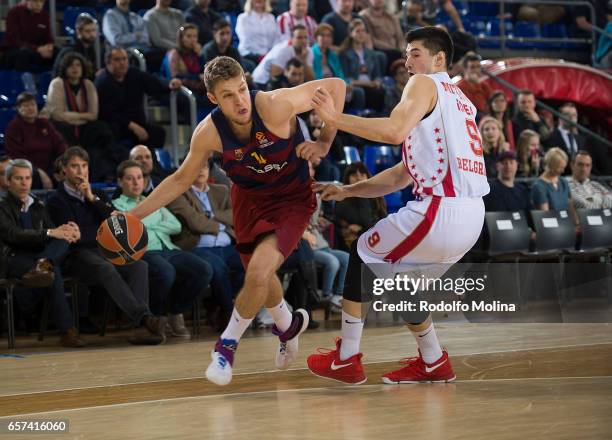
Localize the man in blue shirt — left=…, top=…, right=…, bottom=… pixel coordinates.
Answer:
left=484, top=151, right=532, bottom=213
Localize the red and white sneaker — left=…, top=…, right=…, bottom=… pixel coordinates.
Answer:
left=382, top=349, right=456, bottom=384
left=307, top=338, right=367, bottom=385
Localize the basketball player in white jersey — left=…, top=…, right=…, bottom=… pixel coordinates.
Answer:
left=306, top=27, right=490, bottom=384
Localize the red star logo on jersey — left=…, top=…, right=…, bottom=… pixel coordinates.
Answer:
left=437, top=168, right=443, bottom=174
left=420, top=178, right=425, bottom=183
left=431, top=176, right=437, bottom=181
left=408, top=155, right=413, bottom=161
left=414, top=172, right=419, bottom=178
left=408, top=135, right=412, bottom=140
left=407, top=144, right=412, bottom=150
left=438, top=147, right=444, bottom=153
left=436, top=137, right=442, bottom=144
left=438, top=158, right=444, bottom=164
left=410, top=164, right=416, bottom=170
left=434, top=128, right=440, bottom=134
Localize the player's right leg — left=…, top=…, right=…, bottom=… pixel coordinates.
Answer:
left=206, top=234, right=284, bottom=385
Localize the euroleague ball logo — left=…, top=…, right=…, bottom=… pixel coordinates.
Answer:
left=111, top=215, right=124, bottom=236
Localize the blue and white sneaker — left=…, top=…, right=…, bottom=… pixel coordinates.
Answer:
left=272, top=309, right=309, bottom=370
left=205, top=338, right=238, bottom=386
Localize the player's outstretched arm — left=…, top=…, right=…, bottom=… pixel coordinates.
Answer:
left=314, top=162, right=412, bottom=201
left=262, top=78, right=346, bottom=160
left=129, top=117, right=221, bottom=220
left=312, top=74, right=436, bottom=145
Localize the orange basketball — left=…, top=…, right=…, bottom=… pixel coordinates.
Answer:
left=96, top=213, right=148, bottom=265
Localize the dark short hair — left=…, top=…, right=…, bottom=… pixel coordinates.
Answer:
left=285, top=57, right=304, bottom=70
left=58, top=51, right=90, bottom=80
left=62, top=146, right=89, bottom=166
left=203, top=56, right=244, bottom=93
left=405, top=26, right=454, bottom=69
left=462, top=53, right=481, bottom=68
left=342, top=162, right=371, bottom=185
left=15, top=92, right=36, bottom=108
left=559, top=102, right=577, bottom=112
left=117, top=160, right=143, bottom=179
left=213, top=19, right=230, bottom=32
left=573, top=150, right=591, bottom=163
left=292, top=24, right=307, bottom=35
left=0, top=154, right=9, bottom=163
left=177, top=23, right=198, bottom=49
left=105, top=46, right=127, bottom=64
left=517, top=89, right=534, bottom=98
left=76, top=13, right=96, bottom=32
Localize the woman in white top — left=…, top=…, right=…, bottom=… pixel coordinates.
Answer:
left=235, top=0, right=279, bottom=65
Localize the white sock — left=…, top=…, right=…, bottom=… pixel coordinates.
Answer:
left=221, top=308, right=253, bottom=342
left=339, top=311, right=364, bottom=361
left=410, top=322, right=443, bottom=364
left=267, top=299, right=292, bottom=333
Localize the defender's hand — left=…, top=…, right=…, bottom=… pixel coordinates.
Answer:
left=312, top=182, right=349, bottom=202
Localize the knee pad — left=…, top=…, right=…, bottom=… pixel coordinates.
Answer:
left=342, top=241, right=375, bottom=303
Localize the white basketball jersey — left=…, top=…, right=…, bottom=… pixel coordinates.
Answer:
left=401, top=72, right=490, bottom=198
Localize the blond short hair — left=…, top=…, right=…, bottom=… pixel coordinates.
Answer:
left=543, top=147, right=568, bottom=171
left=244, top=0, right=272, bottom=13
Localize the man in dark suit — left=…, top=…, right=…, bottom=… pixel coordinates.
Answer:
left=167, top=158, right=244, bottom=329
left=543, top=102, right=585, bottom=175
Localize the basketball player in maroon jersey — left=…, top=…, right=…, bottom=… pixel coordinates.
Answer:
left=129, top=56, right=346, bottom=385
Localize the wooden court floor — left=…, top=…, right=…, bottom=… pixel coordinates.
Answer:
left=1, top=316, right=611, bottom=439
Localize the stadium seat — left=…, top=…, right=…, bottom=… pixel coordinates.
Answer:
left=363, top=145, right=394, bottom=175
left=0, top=71, right=26, bottom=107
left=224, top=13, right=239, bottom=48
left=508, top=21, right=541, bottom=49
left=464, top=16, right=488, bottom=36
left=468, top=2, right=499, bottom=17
left=155, top=148, right=174, bottom=171
left=384, top=191, right=403, bottom=214
left=0, top=108, right=17, bottom=147
left=480, top=19, right=513, bottom=48
left=63, top=7, right=97, bottom=36
left=37, top=71, right=53, bottom=103
left=343, top=146, right=361, bottom=165
left=541, top=23, right=568, bottom=49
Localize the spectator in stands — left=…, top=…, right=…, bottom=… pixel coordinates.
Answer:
left=479, top=116, right=510, bottom=178
left=277, top=0, right=318, bottom=46
left=1, top=0, right=56, bottom=71
left=384, top=58, right=410, bottom=115
left=312, top=23, right=365, bottom=109
left=52, top=156, right=65, bottom=184
left=568, top=150, right=612, bottom=209
left=0, top=159, right=85, bottom=347
left=184, top=0, right=223, bottom=46
left=595, top=6, right=612, bottom=68
left=359, top=0, right=405, bottom=72
left=517, top=2, right=565, bottom=25
left=488, top=90, right=515, bottom=151
left=512, top=89, right=550, bottom=141
left=322, top=0, right=363, bottom=47
left=267, top=57, right=306, bottom=90
left=531, top=148, right=577, bottom=219
left=458, top=54, right=492, bottom=116
left=113, top=160, right=213, bottom=338
left=252, top=25, right=314, bottom=88
left=95, top=47, right=182, bottom=149
left=338, top=18, right=385, bottom=113
left=543, top=102, right=585, bottom=174
left=236, top=0, right=280, bottom=66
left=573, top=0, right=609, bottom=37
left=5, top=93, right=66, bottom=184
left=144, top=0, right=185, bottom=52
left=0, top=155, right=11, bottom=197
left=483, top=151, right=532, bottom=212
left=335, top=162, right=387, bottom=249
left=203, top=19, right=254, bottom=72
left=47, top=147, right=168, bottom=345
left=402, top=0, right=465, bottom=32
left=129, top=145, right=168, bottom=195
left=516, top=129, right=543, bottom=178
left=303, top=161, right=348, bottom=308
left=53, top=14, right=99, bottom=80
left=167, top=159, right=243, bottom=330
left=103, top=0, right=164, bottom=72
left=303, top=110, right=342, bottom=181
left=45, top=53, right=117, bottom=183
left=516, top=130, right=544, bottom=177
left=163, top=24, right=208, bottom=105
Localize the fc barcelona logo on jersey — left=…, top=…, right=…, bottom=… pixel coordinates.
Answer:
left=234, top=148, right=244, bottom=160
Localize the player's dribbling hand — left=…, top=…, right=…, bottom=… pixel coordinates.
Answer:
left=312, top=182, right=348, bottom=202
left=311, top=87, right=337, bottom=123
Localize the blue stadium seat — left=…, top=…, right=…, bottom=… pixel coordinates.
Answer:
left=508, top=21, right=541, bottom=49
left=154, top=148, right=174, bottom=171
left=343, top=146, right=361, bottom=165
left=541, top=23, right=568, bottom=49
left=63, top=7, right=97, bottom=36
left=363, top=145, right=395, bottom=175
left=0, top=71, right=26, bottom=107
left=0, top=108, right=17, bottom=147
left=464, top=16, right=487, bottom=36
left=384, top=191, right=403, bottom=214
left=224, top=13, right=239, bottom=48
left=468, top=2, right=499, bottom=17
left=480, top=19, right=513, bottom=48
left=37, top=71, right=53, bottom=103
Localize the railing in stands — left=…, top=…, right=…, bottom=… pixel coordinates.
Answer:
left=125, top=47, right=148, bottom=121
left=466, top=0, right=597, bottom=62
left=169, top=86, right=198, bottom=167
left=482, top=69, right=612, bottom=151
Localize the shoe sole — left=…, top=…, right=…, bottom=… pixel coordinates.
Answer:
left=381, top=375, right=456, bottom=384
left=274, top=308, right=310, bottom=370
left=308, top=368, right=368, bottom=385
